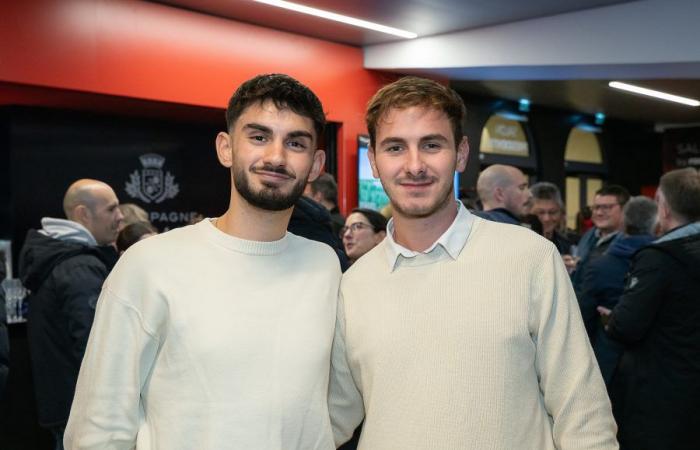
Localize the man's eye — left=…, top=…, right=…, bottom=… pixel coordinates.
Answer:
left=288, top=141, right=307, bottom=150
left=251, top=135, right=266, bottom=142
left=385, top=145, right=402, bottom=153
left=424, top=142, right=441, bottom=151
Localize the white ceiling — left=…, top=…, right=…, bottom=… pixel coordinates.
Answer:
left=156, top=0, right=700, bottom=125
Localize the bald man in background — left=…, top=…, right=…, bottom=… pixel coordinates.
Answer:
left=19, top=179, right=123, bottom=450
left=475, top=164, right=532, bottom=225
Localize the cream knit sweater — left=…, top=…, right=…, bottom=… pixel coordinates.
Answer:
left=329, top=217, right=618, bottom=450
left=65, top=219, right=341, bottom=450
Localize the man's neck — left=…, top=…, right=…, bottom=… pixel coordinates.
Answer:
left=392, top=201, right=459, bottom=252
left=217, top=195, right=292, bottom=242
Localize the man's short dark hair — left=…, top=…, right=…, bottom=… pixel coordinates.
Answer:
left=659, top=167, right=700, bottom=222
left=596, top=184, right=631, bottom=206
left=365, top=76, right=466, bottom=148
left=226, top=73, right=326, bottom=141
left=309, top=173, right=338, bottom=206
left=623, top=196, right=658, bottom=235
left=530, top=182, right=564, bottom=209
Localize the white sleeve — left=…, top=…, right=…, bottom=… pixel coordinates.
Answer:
left=64, top=286, right=160, bottom=450
left=328, top=292, right=364, bottom=447
left=530, top=244, right=619, bottom=450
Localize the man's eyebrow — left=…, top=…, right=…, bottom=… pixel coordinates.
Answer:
left=378, top=136, right=407, bottom=147
left=287, top=130, right=314, bottom=140
left=419, top=134, right=449, bottom=143
left=242, top=123, right=272, bottom=134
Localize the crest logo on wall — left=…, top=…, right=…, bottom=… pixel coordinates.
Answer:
left=125, top=153, right=179, bottom=204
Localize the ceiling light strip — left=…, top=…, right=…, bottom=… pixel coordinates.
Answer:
left=609, top=81, right=700, bottom=107
left=253, top=0, right=418, bottom=39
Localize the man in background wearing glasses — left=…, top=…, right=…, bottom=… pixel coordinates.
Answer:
left=571, top=185, right=630, bottom=295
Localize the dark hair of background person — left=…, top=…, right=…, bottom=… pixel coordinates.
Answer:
left=596, top=184, right=631, bottom=207
left=350, top=208, right=388, bottom=233
left=623, top=196, right=658, bottom=235
left=225, top=73, right=326, bottom=140
left=309, top=173, right=338, bottom=207
left=365, top=76, right=466, bottom=148
left=116, top=221, right=158, bottom=253
left=659, top=167, right=700, bottom=222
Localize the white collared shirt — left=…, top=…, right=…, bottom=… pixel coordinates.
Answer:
left=383, top=202, right=475, bottom=271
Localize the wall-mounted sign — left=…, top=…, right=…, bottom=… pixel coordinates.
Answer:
left=479, top=115, right=530, bottom=157
left=663, top=127, right=700, bottom=171
left=564, top=127, right=603, bottom=164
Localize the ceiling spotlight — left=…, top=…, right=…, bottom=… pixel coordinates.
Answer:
left=609, top=81, right=700, bottom=107
left=253, top=0, right=418, bottom=39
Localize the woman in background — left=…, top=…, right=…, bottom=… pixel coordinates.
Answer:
left=116, top=221, right=157, bottom=254
left=341, top=208, right=387, bottom=265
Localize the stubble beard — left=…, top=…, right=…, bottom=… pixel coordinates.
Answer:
left=233, top=164, right=308, bottom=212
left=388, top=177, right=455, bottom=219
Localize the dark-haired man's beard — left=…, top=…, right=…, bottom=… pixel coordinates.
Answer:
left=233, top=163, right=308, bottom=211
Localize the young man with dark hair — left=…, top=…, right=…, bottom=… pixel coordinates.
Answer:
left=602, top=168, right=700, bottom=450
left=65, top=74, right=341, bottom=449
left=329, top=76, right=617, bottom=449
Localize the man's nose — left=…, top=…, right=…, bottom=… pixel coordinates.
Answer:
left=404, top=147, right=426, bottom=175
left=262, top=139, right=287, bottom=166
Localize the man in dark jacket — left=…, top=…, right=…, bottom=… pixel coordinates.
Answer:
left=288, top=195, right=349, bottom=271
left=304, top=172, right=345, bottom=237
left=579, top=196, right=657, bottom=386
left=19, top=179, right=122, bottom=449
left=571, top=184, right=630, bottom=295
left=530, top=181, right=574, bottom=255
left=474, top=164, right=531, bottom=225
left=602, top=168, right=700, bottom=450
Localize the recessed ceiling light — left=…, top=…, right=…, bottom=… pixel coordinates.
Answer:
left=609, top=81, right=700, bottom=107
left=253, top=0, right=418, bottom=39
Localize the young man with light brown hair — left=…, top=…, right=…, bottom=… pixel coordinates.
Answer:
left=329, top=76, right=618, bottom=449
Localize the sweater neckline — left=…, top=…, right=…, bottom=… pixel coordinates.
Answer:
left=198, top=218, right=290, bottom=255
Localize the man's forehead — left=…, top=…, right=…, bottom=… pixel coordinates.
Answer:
left=594, top=194, right=618, bottom=203
left=236, top=100, right=315, bottom=133
left=378, top=106, right=448, bottom=125
left=533, top=199, right=558, bottom=210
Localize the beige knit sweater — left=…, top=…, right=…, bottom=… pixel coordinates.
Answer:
left=329, top=217, right=618, bottom=450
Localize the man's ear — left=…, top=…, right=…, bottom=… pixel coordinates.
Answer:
left=456, top=136, right=469, bottom=173
left=73, top=205, right=91, bottom=227
left=215, top=132, right=233, bottom=168
left=368, top=146, right=379, bottom=178
left=493, top=186, right=505, bottom=203
left=307, top=150, right=326, bottom=182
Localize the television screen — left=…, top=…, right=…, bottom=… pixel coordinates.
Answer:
left=357, top=136, right=390, bottom=211
left=357, top=135, right=460, bottom=212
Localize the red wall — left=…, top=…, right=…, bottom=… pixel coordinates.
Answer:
left=0, top=0, right=394, bottom=213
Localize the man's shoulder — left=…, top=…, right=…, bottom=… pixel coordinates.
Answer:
left=637, top=232, right=700, bottom=269
left=286, top=233, right=343, bottom=272
left=471, top=216, right=552, bottom=252
left=342, top=240, right=387, bottom=282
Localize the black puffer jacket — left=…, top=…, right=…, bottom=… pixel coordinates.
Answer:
left=607, top=228, right=700, bottom=450
left=19, top=229, right=117, bottom=427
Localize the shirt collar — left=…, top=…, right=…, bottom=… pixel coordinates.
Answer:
left=383, top=202, right=475, bottom=271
